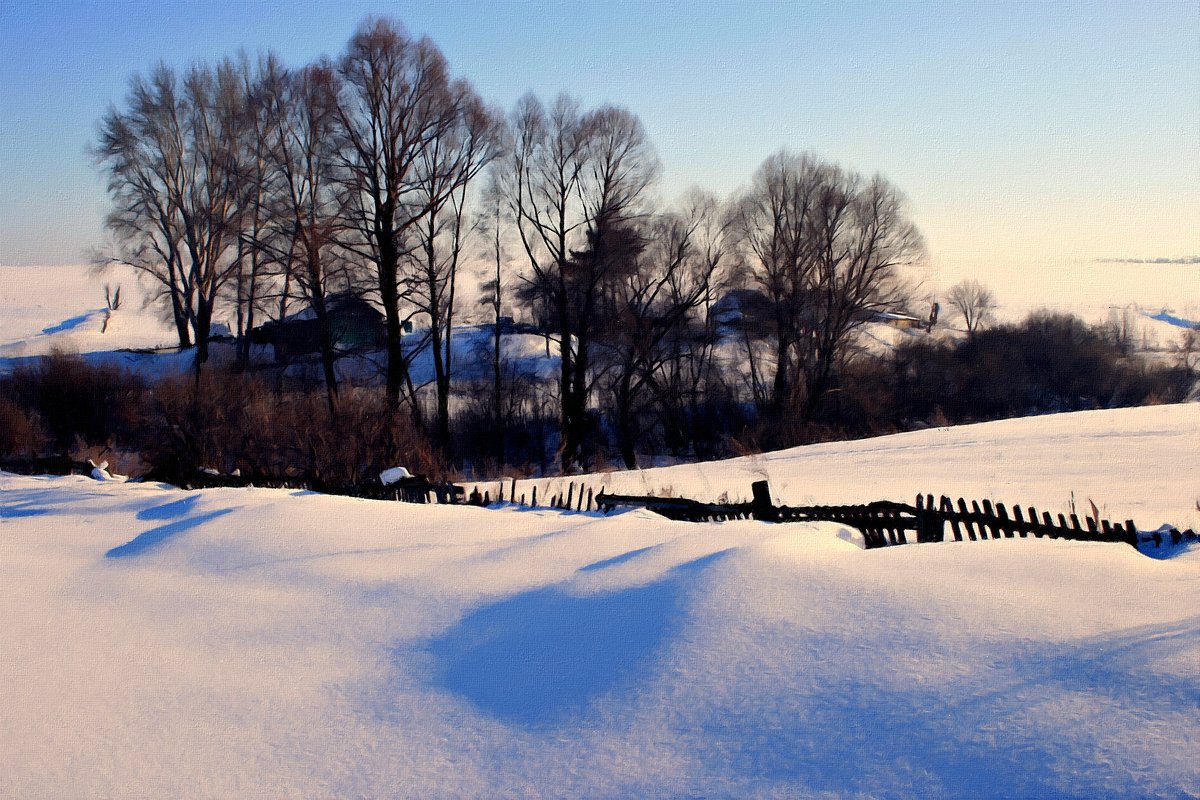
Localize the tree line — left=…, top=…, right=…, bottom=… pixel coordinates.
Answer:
left=92, top=15, right=1183, bottom=480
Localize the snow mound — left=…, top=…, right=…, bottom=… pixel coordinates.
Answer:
left=380, top=466, right=413, bottom=485
left=3, top=402, right=1199, bottom=797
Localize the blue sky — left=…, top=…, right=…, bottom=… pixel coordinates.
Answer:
left=1, top=0, right=1196, bottom=295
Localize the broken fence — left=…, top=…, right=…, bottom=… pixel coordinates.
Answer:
left=579, top=480, right=1195, bottom=552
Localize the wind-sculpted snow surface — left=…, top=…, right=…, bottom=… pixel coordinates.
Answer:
left=3, top=419, right=1199, bottom=798
left=492, top=403, right=1200, bottom=535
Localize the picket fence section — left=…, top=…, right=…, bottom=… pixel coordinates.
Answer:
left=7, top=458, right=1193, bottom=553
left=562, top=480, right=1193, bottom=553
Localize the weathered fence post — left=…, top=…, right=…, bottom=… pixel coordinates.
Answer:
left=566, top=482, right=575, bottom=511
left=1122, top=520, right=1138, bottom=547
left=995, top=503, right=1014, bottom=538
left=1013, top=505, right=1028, bottom=537
left=916, top=494, right=942, bottom=543
left=942, top=496, right=963, bottom=541
left=751, top=481, right=777, bottom=522
left=980, top=500, right=996, bottom=538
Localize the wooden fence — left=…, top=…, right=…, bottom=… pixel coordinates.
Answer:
left=467, top=476, right=604, bottom=513
left=586, top=480, right=1199, bottom=552
left=10, top=458, right=1194, bottom=554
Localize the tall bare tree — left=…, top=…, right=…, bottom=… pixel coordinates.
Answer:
left=256, top=58, right=358, bottom=415
left=334, top=17, right=464, bottom=421
left=600, top=194, right=725, bottom=468
left=801, top=171, right=924, bottom=419
left=405, top=84, right=502, bottom=451
left=500, top=94, right=659, bottom=470
left=229, top=51, right=276, bottom=368
left=499, top=93, right=587, bottom=468
left=95, top=65, right=194, bottom=349
left=96, top=60, right=248, bottom=375
left=728, top=151, right=824, bottom=412
left=178, top=60, right=248, bottom=371
left=731, top=151, right=924, bottom=426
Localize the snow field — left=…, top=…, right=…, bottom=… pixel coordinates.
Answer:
left=489, top=403, right=1200, bottom=535
left=2, top=263, right=1198, bottom=796
left=2, top=461, right=1198, bottom=797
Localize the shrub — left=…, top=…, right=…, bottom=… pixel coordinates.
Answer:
left=893, top=310, right=1190, bottom=424
left=2, top=350, right=145, bottom=455
left=141, top=370, right=443, bottom=485
left=0, top=396, right=46, bottom=458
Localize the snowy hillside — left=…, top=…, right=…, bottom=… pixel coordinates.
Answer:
left=3, top=402, right=1199, bottom=797
left=487, top=403, right=1200, bottom=535
left=3, top=263, right=1200, bottom=796
left=0, top=263, right=181, bottom=357
left=3, top=263, right=1196, bottom=384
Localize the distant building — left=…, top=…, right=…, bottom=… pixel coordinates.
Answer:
left=710, top=288, right=775, bottom=332
left=711, top=289, right=928, bottom=334
left=250, top=293, right=389, bottom=363
left=861, top=310, right=925, bottom=330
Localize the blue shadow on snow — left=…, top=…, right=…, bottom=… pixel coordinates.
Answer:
left=41, top=312, right=97, bottom=335
left=577, top=546, right=657, bottom=572
left=106, top=508, right=233, bottom=558
left=1148, top=310, right=1199, bottom=329
left=425, top=550, right=731, bottom=727
left=135, top=495, right=199, bottom=520
left=1, top=502, right=51, bottom=518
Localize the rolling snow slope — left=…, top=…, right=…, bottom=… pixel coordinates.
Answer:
left=485, top=403, right=1200, bottom=535
left=3, top=404, right=1199, bottom=798
left=2, top=263, right=1199, bottom=797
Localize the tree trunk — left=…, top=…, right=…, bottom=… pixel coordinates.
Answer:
left=378, top=235, right=404, bottom=407
left=310, top=279, right=339, bottom=419
left=616, top=370, right=638, bottom=470
left=771, top=334, right=791, bottom=412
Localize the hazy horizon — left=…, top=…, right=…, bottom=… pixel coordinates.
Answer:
left=1, top=1, right=1196, bottom=298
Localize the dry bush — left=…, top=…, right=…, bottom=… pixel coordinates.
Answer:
left=2, top=350, right=146, bottom=456
left=0, top=396, right=47, bottom=458
left=893, top=311, right=1191, bottom=424
left=144, top=370, right=442, bottom=486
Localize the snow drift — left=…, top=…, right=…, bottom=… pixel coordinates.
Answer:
left=3, top=403, right=1198, bottom=797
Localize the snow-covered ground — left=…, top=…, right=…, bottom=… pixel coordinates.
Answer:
left=0, top=263, right=180, bottom=357
left=2, top=262, right=1199, bottom=796
left=3, top=412, right=1199, bottom=797
left=489, top=403, right=1200, bottom=535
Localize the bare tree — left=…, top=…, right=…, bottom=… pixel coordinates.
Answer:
left=802, top=171, right=923, bottom=419
left=500, top=94, right=659, bottom=470
left=730, top=151, right=924, bottom=427
left=477, top=195, right=508, bottom=466
left=228, top=51, right=277, bottom=368
left=95, top=65, right=194, bottom=349
left=599, top=195, right=725, bottom=468
left=946, top=278, right=996, bottom=338
left=404, top=84, right=502, bottom=451
left=96, top=60, right=248, bottom=376
left=257, top=58, right=358, bottom=415
left=727, top=151, right=824, bottom=413
left=334, top=17, right=463, bottom=420
left=654, top=190, right=730, bottom=459
left=178, top=60, right=250, bottom=371
left=498, top=93, right=587, bottom=468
